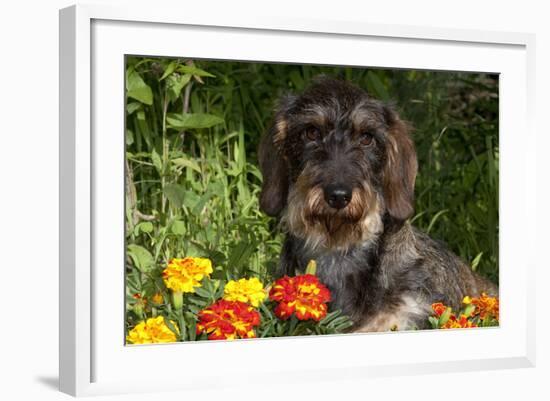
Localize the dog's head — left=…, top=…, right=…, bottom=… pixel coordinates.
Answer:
left=259, top=76, right=417, bottom=251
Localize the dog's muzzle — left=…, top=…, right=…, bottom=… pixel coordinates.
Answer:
left=323, top=183, right=352, bottom=209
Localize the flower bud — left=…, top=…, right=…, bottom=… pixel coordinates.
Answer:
left=305, top=259, right=317, bottom=275
left=171, top=291, right=183, bottom=310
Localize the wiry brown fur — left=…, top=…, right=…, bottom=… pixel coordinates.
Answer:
left=259, top=76, right=498, bottom=332
left=283, top=165, right=383, bottom=251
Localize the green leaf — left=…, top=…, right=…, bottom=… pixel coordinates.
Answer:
left=327, top=316, right=351, bottom=329
left=166, top=113, right=224, bottom=130
left=186, top=312, right=197, bottom=341
left=194, top=286, right=213, bottom=299
left=136, top=221, right=153, bottom=234
left=171, top=220, right=186, bottom=235
left=126, top=67, right=153, bottom=105
left=127, top=244, right=155, bottom=272
left=471, top=252, right=483, bottom=271
left=163, top=317, right=180, bottom=339
left=187, top=296, right=208, bottom=307
left=172, top=157, right=201, bottom=173
left=227, top=241, right=255, bottom=271
left=177, top=65, right=215, bottom=78
left=163, top=183, right=186, bottom=208
left=187, top=304, right=203, bottom=314
left=426, top=209, right=448, bottom=234
left=126, top=129, right=134, bottom=146
left=438, top=307, right=452, bottom=327
left=159, top=61, right=178, bottom=80
left=260, top=320, right=276, bottom=338
left=167, top=73, right=191, bottom=101
left=320, top=311, right=339, bottom=325
left=126, top=102, right=142, bottom=115
left=151, top=149, right=163, bottom=174
left=191, top=191, right=214, bottom=215
left=428, top=316, right=440, bottom=329
left=333, top=320, right=354, bottom=331
left=463, top=304, right=476, bottom=318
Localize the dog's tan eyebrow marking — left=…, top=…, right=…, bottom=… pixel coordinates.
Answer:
left=302, top=104, right=329, bottom=127
left=273, top=118, right=288, bottom=145
left=350, top=103, right=385, bottom=135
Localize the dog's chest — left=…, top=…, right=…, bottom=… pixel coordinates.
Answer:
left=301, top=246, right=385, bottom=319
left=314, top=252, right=371, bottom=291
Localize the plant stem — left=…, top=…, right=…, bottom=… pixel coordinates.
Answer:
left=161, top=90, right=169, bottom=215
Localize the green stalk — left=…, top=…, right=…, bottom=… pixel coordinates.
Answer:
left=161, top=90, right=169, bottom=215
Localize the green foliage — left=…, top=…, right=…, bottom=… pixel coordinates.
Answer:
left=258, top=305, right=354, bottom=338
left=124, top=56, right=499, bottom=339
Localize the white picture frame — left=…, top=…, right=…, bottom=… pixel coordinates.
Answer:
left=59, top=3, right=536, bottom=397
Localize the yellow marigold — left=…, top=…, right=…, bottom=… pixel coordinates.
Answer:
left=151, top=293, right=164, bottom=305
left=223, top=277, right=266, bottom=307
left=126, top=316, right=179, bottom=344
left=162, top=257, right=213, bottom=293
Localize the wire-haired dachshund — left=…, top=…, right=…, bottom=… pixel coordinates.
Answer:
left=258, top=76, right=498, bottom=331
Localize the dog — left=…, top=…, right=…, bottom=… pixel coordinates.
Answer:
left=258, top=76, right=498, bottom=332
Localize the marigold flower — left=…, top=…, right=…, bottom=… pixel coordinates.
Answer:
left=431, top=302, right=447, bottom=317
left=269, top=274, right=331, bottom=321
left=441, top=314, right=478, bottom=329
left=223, top=277, right=266, bottom=307
left=471, top=293, right=499, bottom=321
left=162, top=257, right=213, bottom=293
left=196, top=299, right=261, bottom=340
left=151, top=293, right=164, bottom=304
left=126, top=316, right=179, bottom=344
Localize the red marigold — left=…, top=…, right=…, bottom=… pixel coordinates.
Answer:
left=441, top=313, right=478, bottom=329
left=431, top=302, right=447, bottom=317
left=196, top=299, right=260, bottom=340
left=269, top=274, right=331, bottom=321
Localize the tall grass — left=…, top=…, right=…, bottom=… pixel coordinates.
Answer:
left=124, top=57, right=499, bottom=329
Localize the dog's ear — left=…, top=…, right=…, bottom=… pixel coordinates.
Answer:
left=382, top=107, right=418, bottom=221
left=258, top=95, right=295, bottom=216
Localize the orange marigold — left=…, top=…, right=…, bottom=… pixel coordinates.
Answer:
left=269, top=274, right=331, bottom=321
left=471, top=293, right=499, bottom=320
left=441, top=314, right=478, bottom=329
left=196, top=299, right=261, bottom=340
left=151, top=293, right=164, bottom=305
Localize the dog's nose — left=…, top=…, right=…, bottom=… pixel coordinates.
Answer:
left=324, top=184, right=352, bottom=209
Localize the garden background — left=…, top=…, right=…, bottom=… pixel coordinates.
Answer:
left=124, top=56, right=499, bottom=336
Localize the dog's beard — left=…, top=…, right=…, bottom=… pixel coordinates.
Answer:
left=283, top=182, right=384, bottom=252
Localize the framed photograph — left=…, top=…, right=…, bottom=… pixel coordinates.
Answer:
left=59, top=4, right=536, bottom=396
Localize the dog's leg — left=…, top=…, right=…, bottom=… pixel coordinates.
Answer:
left=276, top=237, right=300, bottom=278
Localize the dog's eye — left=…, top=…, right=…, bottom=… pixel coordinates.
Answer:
left=304, top=127, right=321, bottom=142
left=360, top=131, right=375, bottom=146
